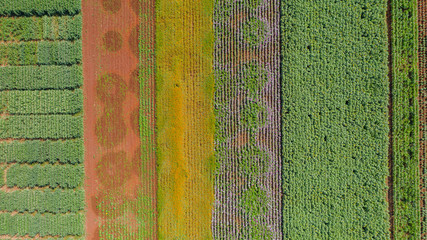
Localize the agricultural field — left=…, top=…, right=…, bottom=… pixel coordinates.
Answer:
left=0, top=0, right=426, bottom=239
left=0, top=0, right=84, bottom=238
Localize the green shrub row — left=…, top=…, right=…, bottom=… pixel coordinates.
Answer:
left=0, top=65, right=82, bottom=90
left=0, top=0, right=81, bottom=16
left=0, top=89, right=83, bottom=115
left=0, top=139, right=83, bottom=164
left=391, top=0, right=421, bottom=238
left=0, top=213, right=84, bottom=237
left=6, top=164, right=83, bottom=189
left=0, top=40, right=82, bottom=65
left=0, top=115, right=83, bottom=139
left=0, top=165, right=4, bottom=187
left=281, top=0, right=390, bottom=239
left=0, top=15, right=82, bottom=41
left=0, top=189, right=84, bottom=213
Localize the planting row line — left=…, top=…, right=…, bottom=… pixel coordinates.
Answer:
left=0, top=189, right=84, bottom=213
left=0, top=139, right=83, bottom=164
left=0, top=0, right=80, bottom=17
left=0, top=89, right=82, bottom=115
left=0, top=15, right=81, bottom=42
left=0, top=65, right=82, bottom=90
left=2, top=164, right=83, bottom=189
left=391, top=0, right=421, bottom=238
left=0, top=40, right=82, bottom=66
left=0, top=115, right=82, bottom=139
left=0, top=213, right=84, bottom=237
left=281, top=0, right=390, bottom=238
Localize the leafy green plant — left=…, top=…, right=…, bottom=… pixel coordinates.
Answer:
left=0, top=0, right=81, bottom=16
left=241, top=17, right=267, bottom=47
left=6, top=164, right=84, bottom=189
left=0, top=189, right=84, bottom=213
left=0, top=65, right=82, bottom=90
left=0, top=115, right=83, bottom=139
left=0, top=139, right=83, bottom=164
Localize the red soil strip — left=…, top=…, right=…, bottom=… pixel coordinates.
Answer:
left=83, top=0, right=155, bottom=238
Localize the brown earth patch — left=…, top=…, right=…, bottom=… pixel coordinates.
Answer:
left=95, top=109, right=127, bottom=147
left=103, top=31, right=123, bottom=52
left=101, top=0, right=122, bottom=13
left=128, top=26, right=139, bottom=58
left=96, top=151, right=132, bottom=188
left=96, top=72, right=127, bottom=104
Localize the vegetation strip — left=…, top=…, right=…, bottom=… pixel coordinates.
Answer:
left=0, top=15, right=82, bottom=42
left=0, top=89, right=82, bottom=115
left=0, top=66, right=82, bottom=90
left=6, top=164, right=83, bottom=189
left=418, top=0, right=427, bottom=237
left=0, top=115, right=83, bottom=139
left=281, top=1, right=390, bottom=238
left=391, top=0, right=421, bottom=238
left=0, top=139, right=82, bottom=165
left=156, top=0, right=214, bottom=238
left=0, top=213, right=84, bottom=237
left=0, top=40, right=82, bottom=66
left=213, top=0, right=282, bottom=238
left=0, top=0, right=81, bottom=16
left=0, top=189, right=84, bottom=213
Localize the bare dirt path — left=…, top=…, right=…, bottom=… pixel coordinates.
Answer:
left=83, top=0, right=156, bottom=238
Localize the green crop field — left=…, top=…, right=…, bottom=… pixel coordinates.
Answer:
left=0, top=1, right=84, bottom=238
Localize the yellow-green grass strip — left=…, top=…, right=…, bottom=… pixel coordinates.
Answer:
left=156, top=0, right=215, bottom=238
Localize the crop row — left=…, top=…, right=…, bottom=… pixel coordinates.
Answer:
left=0, top=65, right=82, bottom=90
left=0, top=189, right=84, bottom=213
left=6, top=164, right=83, bottom=189
left=0, top=15, right=81, bottom=41
left=0, top=40, right=82, bottom=66
left=391, top=0, right=421, bottom=238
left=0, top=213, right=84, bottom=237
left=281, top=0, right=390, bottom=239
left=0, top=165, right=4, bottom=186
left=0, top=0, right=81, bottom=17
left=0, top=139, right=83, bottom=164
left=0, top=115, right=83, bottom=139
left=0, top=89, right=83, bottom=115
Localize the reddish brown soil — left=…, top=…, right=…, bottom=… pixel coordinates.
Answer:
left=102, top=31, right=123, bottom=52
left=83, top=0, right=152, bottom=239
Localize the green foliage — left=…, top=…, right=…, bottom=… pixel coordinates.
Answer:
left=240, top=100, right=267, bottom=131
left=0, top=139, right=83, bottom=164
left=391, top=0, right=420, bottom=238
left=0, top=65, right=82, bottom=90
left=0, top=213, right=84, bottom=237
left=241, top=17, right=267, bottom=47
left=237, top=143, right=269, bottom=177
left=0, top=115, right=83, bottom=139
left=0, top=89, right=83, bottom=114
left=0, top=166, right=4, bottom=187
left=240, top=61, right=267, bottom=98
left=0, top=15, right=81, bottom=41
left=281, top=0, right=390, bottom=239
left=240, top=185, right=268, bottom=217
left=0, top=189, right=84, bottom=213
left=0, top=0, right=81, bottom=16
left=6, top=164, right=84, bottom=189
left=37, top=40, right=82, bottom=65
left=0, top=41, right=81, bottom=65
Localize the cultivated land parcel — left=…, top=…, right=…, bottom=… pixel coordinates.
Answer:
left=0, top=0, right=426, bottom=239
